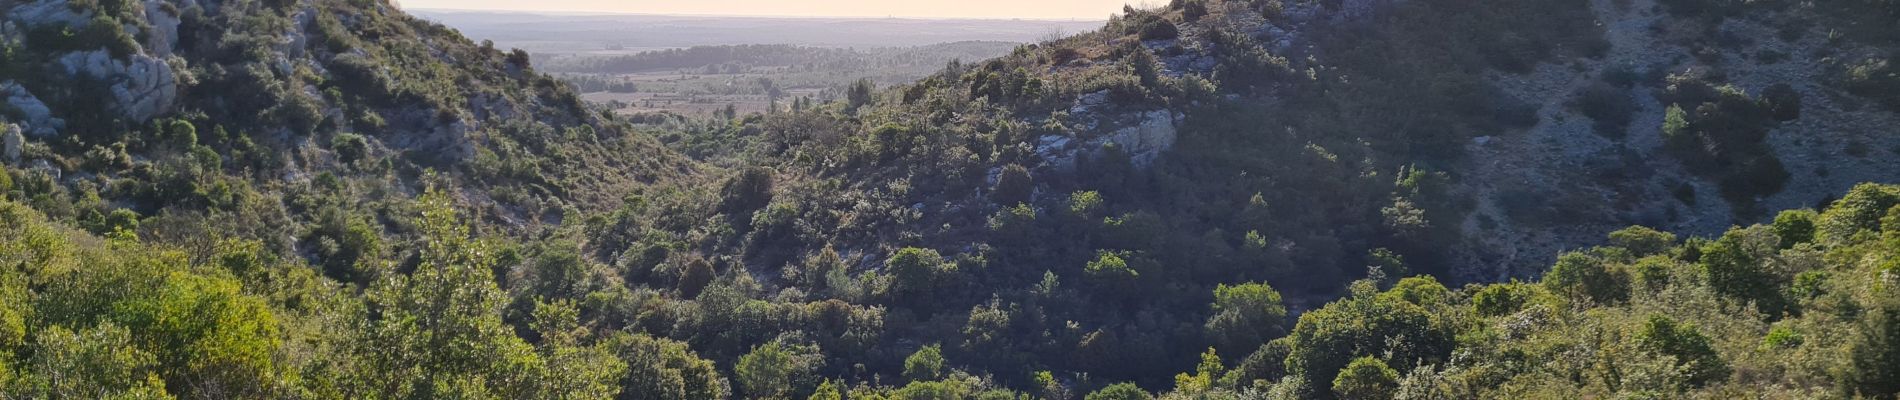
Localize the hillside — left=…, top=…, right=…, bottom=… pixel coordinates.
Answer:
left=3, top=0, right=1900, bottom=399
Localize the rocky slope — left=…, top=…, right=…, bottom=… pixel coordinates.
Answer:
left=1458, top=0, right=1900, bottom=279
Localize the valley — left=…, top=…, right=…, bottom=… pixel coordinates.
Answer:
left=2, top=0, right=1900, bottom=398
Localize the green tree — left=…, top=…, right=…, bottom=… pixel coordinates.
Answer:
left=1542, top=251, right=1630, bottom=305
left=992, top=164, right=1034, bottom=206
left=1846, top=295, right=1900, bottom=397
left=1224, top=338, right=1292, bottom=388
left=736, top=340, right=823, bottom=399
left=1763, top=83, right=1802, bottom=122
left=19, top=323, right=173, bottom=399
left=1471, top=281, right=1539, bottom=317
left=1284, top=281, right=1454, bottom=398
left=809, top=380, right=843, bottom=400
left=355, top=191, right=614, bottom=399
left=1204, top=282, right=1287, bottom=356
left=608, top=333, right=728, bottom=400
left=1818, top=183, right=1900, bottom=242
left=888, top=247, right=953, bottom=301
left=1609, top=226, right=1678, bottom=256
left=332, top=133, right=369, bottom=164
left=1634, top=315, right=1729, bottom=386
left=847, top=79, right=876, bottom=112
left=678, top=258, right=716, bottom=299
left=719, top=166, right=776, bottom=217
left=904, top=344, right=947, bottom=382
left=1085, top=382, right=1153, bottom=400
left=1331, top=357, right=1398, bottom=400
left=1699, top=226, right=1787, bottom=316
left=1770, top=209, right=1818, bottom=249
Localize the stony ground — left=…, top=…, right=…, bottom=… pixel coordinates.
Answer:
left=1455, top=0, right=1900, bottom=280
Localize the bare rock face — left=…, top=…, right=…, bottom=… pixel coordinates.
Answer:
left=3, top=123, right=21, bottom=163
left=1037, top=106, right=1180, bottom=170
left=6, top=0, right=94, bottom=29
left=55, top=50, right=179, bottom=123
left=0, top=83, right=63, bottom=138
left=1096, top=110, right=1180, bottom=167
left=142, top=0, right=185, bottom=57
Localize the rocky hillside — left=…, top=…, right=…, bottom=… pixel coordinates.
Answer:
left=1460, top=0, right=1900, bottom=280
left=2, top=0, right=1900, bottom=398
left=1, top=0, right=691, bottom=231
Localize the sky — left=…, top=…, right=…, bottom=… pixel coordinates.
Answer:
left=398, top=0, right=1143, bottom=20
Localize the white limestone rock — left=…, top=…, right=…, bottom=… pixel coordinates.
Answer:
left=0, top=83, right=63, bottom=137
left=3, top=123, right=21, bottom=163
left=6, top=0, right=95, bottom=29
left=56, top=50, right=179, bottom=122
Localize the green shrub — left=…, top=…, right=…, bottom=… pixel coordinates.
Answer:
left=1332, top=356, right=1399, bottom=400
left=903, top=344, right=946, bottom=382
left=331, top=133, right=369, bottom=164
left=1576, top=82, right=1636, bottom=138
left=1086, top=383, right=1153, bottom=400
left=1138, top=19, right=1180, bottom=41
left=1205, top=282, right=1288, bottom=356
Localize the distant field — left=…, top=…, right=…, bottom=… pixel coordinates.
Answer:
left=555, top=42, right=1028, bottom=116
left=412, top=10, right=1101, bottom=56
left=418, top=11, right=1097, bottom=116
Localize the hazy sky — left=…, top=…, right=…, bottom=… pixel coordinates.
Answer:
left=400, top=0, right=1143, bottom=19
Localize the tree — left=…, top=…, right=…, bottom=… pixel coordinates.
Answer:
left=1542, top=251, right=1630, bottom=305
left=736, top=340, right=824, bottom=399
left=1770, top=209, right=1818, bottom=249
left=1177, top=0, right=1210, bottom=20
left=1138, top=19, right=1179, bottom=41
left=1763, top=83, right=1802, bottom=122
left=719, top=166, right=776, bottom=216
left=20, top=323, right=172, bottom=399
left=1662, top=104, right=1690, bottom=144
left=1331, top=357, right=1398, bottom=400
left=1284, top=281, right=1454, bottom=398
left=1086, top=383, right=1153, bottom=400
left=1205, top=282, right=1288, bottom=356
left=1699, top=226, right=1787, bottom=316
left=888, top=247, right=953, bottom=300
left=605, top=332, right=726, bottom=400
left=1847, top=295, right=1900, bottom=398
left=1819, top=183, right=1900, bottom=242
left=1225, top=339, right=1292, bottom=388
left=1173, top=348, right=1225, bottom=393
left=993, top=164, right=1034, bottom=206
left=355, top=191, right=618, bottom=399
left=678, top=258, right=716, bottom=299
left=1471, top=281, right=1539, bottom=317
left=809, top=380, right=843, bottom=400
left=847, top=78, right=876, bottom=112
left=332, top=133, right=369, bottom=164
left=1609, top=226, right=1677, bottom=256
left=904, top=344, right=947, bottom=382
left=1634, top=315, right=1729, bottom=386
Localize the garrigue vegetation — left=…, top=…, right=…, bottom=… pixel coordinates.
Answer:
left=4, top=0, right=1900, bottom=398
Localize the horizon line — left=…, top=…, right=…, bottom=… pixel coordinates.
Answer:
left=405, top=7, right=1113, bottom=22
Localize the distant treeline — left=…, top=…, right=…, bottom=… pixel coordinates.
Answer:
left=541, top=42, right=1022, bottom=74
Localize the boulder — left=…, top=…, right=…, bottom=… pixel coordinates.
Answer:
left=56, top=50, right=179, bottom=122
left=1037, top=109, right=1180, bottom=170
left=6, top=0, right=95, bottom=29
left=142, top=0, right=184, bottom=57
left=3, top=124, right=21, bottom=163
left=0, top=83, right=64, bottom=137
